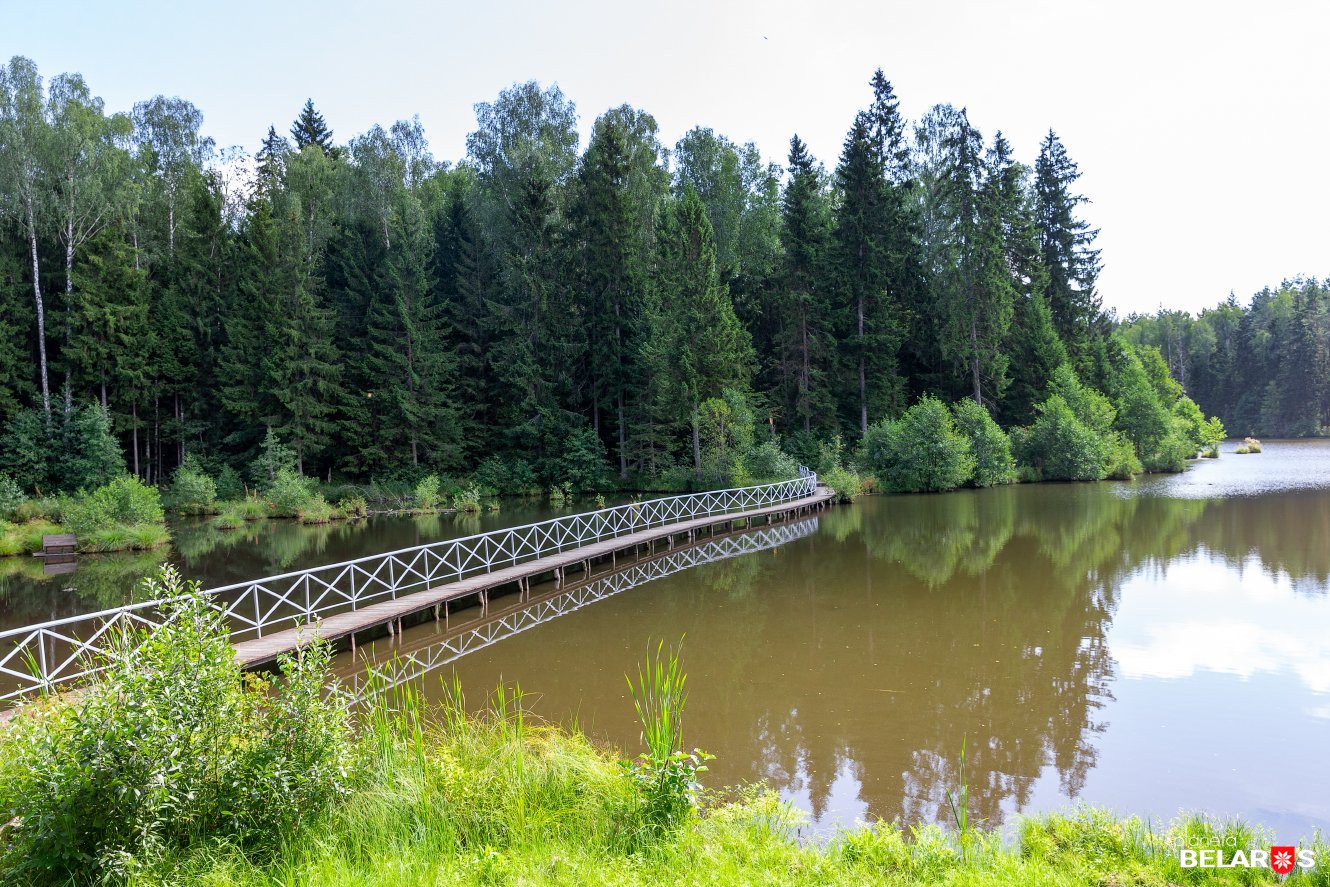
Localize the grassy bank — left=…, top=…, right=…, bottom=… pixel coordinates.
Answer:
left=0, top=475, right=170, bottom=557
left=135, top=714, right=1330, bottom=887
left=1, top=568, right=1324, bottom=886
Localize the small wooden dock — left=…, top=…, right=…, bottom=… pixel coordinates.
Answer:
left=233, top=485, right=835, bottom=667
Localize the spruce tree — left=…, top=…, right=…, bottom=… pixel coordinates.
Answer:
left=290, top=99, right=335, bottom=156
left=777, top=135, right=834, bottom=433
left=1036, top=130, right=1102, bottom=372
left=255, top=125, right=288, bottom=194
left=571, top=115, right=649, bottom=478
left=833, top=114, right=903, bottom=435
left=364, top=196, right=461, bottom=470
left=645, top=187, right=755, bottom=480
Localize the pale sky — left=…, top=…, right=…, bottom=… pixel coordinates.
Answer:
left=7, top=0, right=1327, bottom=316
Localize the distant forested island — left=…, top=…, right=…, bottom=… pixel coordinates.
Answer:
left=0, top=59, right=1245, bottom=507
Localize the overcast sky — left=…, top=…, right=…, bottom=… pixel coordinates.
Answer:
left=9, top=0, right=1327, bottom=316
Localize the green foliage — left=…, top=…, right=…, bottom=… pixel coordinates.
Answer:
left=741, top=441, right=800, bottom=483
left=471, top=457, right=539, bottom=497
left=0, top=403, right=125, bottom=494
left=296, top=494, right=337, bottom=524
left=860, top=397, right=975, bottom=493
left=541, top=422, right=610, bottom=492
left=451, top=485, right=482, bottom=513
left=0, top=61, right=1229, bottom=509
left=1236, top=437, right=1263, bottom=454
left=0, top=474, right=25, bottom=518
left=251, top=427, right=298, bottom=486
left=0, top=566, right=352, bottom=882
left=0, top=519, right=61, bottom=556
left=822, top=464, right=864, bottom=503
left=336, top=494, right=368, bottom=519
left=950, top=400, right=1015, bottom=487
left=265, top=467, right=316, bottom=517
left=166, top=454, right=218, bottom=514
left=59, top=475, right=165, bottom=537
left=623, top=641, right=711, bottom=839
left=62, top=402, right=126, bottom=490
left=1017, top=395, right=1109, bottom=482
left=214, top=465, right=245, bottom=501
left=414, top=473, right=442, bottom=510
left=213, top=496, right=268, bottom=529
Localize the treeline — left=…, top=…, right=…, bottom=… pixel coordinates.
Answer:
left=0, top=57, right=1216, bottom=494
left=1123, top=279, right=1330, bottom=437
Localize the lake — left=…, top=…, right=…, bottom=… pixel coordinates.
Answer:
left=346, top=440, right=1330, bottom=837
left=4, top=442, right=1328, bottom=838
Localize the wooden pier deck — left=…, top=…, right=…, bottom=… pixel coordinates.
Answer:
left=233, top=485, right=835, bottom=667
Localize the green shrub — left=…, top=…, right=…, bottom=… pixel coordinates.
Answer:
left=1104, top=432, right=1144, bottom=479
left=166, top=455, right=218, bottom=514
left=1142, top=431, right=1195, bottom=473
left=414, top=474, right=442, bottom=510
left=860, top=397, right=975, bottom=493
left=0, top=566, right=352, bottom=883
left=336, top=494, right=368, bottom=519
left=266, top=467, right=316, bottom=517
left=741, top=441, right=799, bottom=483
left=250, top=427, right=297, bottom=486
left=472, top=456, right=540, bottom=497
left=451, top=484, right=482, bottom=513
left=543, top=423, right=610, bottom=492
left=950, top=400, right=1015, bottom=487
left=214, top=464, right=245, bottom=501
left=549, top=482, right=572, bottom=507
left=60, top=475, right=165, bottom=537
left=822, top=464, right=863, bottom=503
left=0, top=403, right=125, bottom=494
left=0, top=475, right=25, bottom=519
left=13, top=497, right=59, bottom=523
left=1017, top=395, right=1108, bottom=482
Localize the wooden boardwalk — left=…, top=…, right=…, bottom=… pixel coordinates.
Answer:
left=233, top=485, right=835, bottom=667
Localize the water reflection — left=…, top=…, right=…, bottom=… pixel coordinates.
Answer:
left=0, top=499, right=587, bottom=634
left=436, top=445, right=1330, bottom=835
left=337, top=518, right=821, bottom=698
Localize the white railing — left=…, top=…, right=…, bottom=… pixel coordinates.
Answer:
left=0, top=468, right=818, bottom=704
left=349, top=517, right=820, bottom=699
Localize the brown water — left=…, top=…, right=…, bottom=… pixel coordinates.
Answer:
left=343, top=440, right=1330, bottom=837
left=5, top=445, right=1329, bottom=836
left=0, top=501, right=577, bottom=630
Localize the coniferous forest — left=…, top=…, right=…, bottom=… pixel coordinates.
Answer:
left=0, top=58, right=1231, bottom=499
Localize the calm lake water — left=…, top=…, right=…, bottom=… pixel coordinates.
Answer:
left=348, top=440, right=1330, bottom=837
left=4, top=443, right=1329, bottom=837
left=0, top=500, right=579, bottom=631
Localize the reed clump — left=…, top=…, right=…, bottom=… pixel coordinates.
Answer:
left=1235, top=437, right=1263, bottom=454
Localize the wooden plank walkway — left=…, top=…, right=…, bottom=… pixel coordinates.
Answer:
left=234, top=486, right=835, bottom=667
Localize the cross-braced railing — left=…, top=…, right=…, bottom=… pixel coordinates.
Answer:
left=0, top=468, right=818, bottom=705
left=349, top=517, right=820, bottom=699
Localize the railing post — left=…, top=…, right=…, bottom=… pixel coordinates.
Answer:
left=38, top=631, right=49, bottom=693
